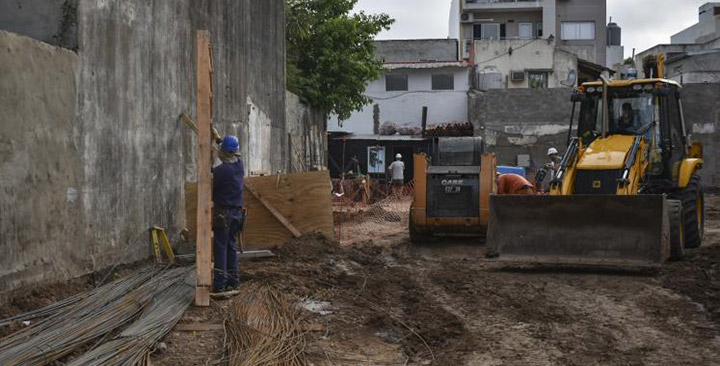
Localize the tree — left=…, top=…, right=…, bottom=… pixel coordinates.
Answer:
left=286, top=0, right=394, bottom=121
left=623, top=57, right=634, bottom=66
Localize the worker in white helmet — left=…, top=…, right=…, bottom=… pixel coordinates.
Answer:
left=546, top=147, right=561, bottom=178
left=387, top=153, right=405, bottom=196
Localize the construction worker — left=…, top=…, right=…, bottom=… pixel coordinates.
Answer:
left=388, top=153, right=405, bottom=195
left=496, top=173, right=534, bottom=195
left=547, top=147, right=561, bottom=174
left=212, top=135, right=244, bottom=293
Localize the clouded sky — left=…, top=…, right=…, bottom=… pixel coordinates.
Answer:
left=354, top=0, right=708, bottom=57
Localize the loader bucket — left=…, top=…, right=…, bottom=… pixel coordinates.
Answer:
left=487, top=195, right=670, bottom=267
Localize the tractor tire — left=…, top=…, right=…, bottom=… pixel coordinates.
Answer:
left=667, top=199, right=684, bottom=261
left=678, top=175, right=705, bottom=249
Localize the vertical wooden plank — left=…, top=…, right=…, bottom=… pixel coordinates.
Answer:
left=195, top=30, right=212, bottom=306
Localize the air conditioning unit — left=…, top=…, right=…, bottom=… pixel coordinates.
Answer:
left=461, top=13, right=473, bottom=23
left=510, top=71, right=525, bottom=81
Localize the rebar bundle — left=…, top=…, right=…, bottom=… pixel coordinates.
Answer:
left=67, top=267, right=194, bottom=366
left=0, top=266, right=190, bottom=366
left=227, top=282, right=308, bottom=366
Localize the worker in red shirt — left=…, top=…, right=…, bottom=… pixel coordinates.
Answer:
left=496, top=173, right=534, bottom=195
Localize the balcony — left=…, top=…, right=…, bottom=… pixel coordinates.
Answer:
left=463, top=0, right=542, bottom=11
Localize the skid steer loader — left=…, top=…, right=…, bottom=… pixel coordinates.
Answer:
left=409, top=137, right=496, bottom=241
left=488, top=74, right=705, bottom=267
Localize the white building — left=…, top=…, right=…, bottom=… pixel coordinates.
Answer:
left=328, top=39, right=471, bottom=134
left=636, top=2, right=720, bottom=83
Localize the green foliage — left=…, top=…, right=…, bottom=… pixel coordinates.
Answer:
left=286, top=0, right=394, bottom=121
left=623, top=57, right=634, bottom=65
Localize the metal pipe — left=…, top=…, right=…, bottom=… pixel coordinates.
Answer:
left=600, top=75, right=610, bottom=138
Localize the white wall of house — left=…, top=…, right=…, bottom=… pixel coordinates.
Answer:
left=328, top=66, right=471, bottom=134
left=671, top=2, right=720, bottom=44
left=473, top=39, right=578, bottom=89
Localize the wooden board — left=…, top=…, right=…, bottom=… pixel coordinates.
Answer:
left=185, top=182, right=198, bottom=239
left=195, top=30, right=212, bottom=307
left=243, top=170, right=334, bottom=249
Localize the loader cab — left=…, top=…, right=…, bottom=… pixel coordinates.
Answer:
left=575, top=80, right=688, bottom=181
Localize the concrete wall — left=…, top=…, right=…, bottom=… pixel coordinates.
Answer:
left=0, top=0, right=288, bottom=293
left=0, top=0, right=78, bottom=49
left=0, top=31, right=81, bottom=291
left=468, top=84, right=720, bottom=187
left=329, top=66, right=471, bottom=134
left=666, top=52, right=720, bottom=84
left=469, top=87, right=573, bottom=169
left=375, top=39, right=458, bottom=62
left=682, top=83, right=720, bottom=187
left=473, top=39, right=578, bottom=89
left=286, top=91, right=327, bottom=171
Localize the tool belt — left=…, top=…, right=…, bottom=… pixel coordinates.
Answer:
left=212, top=206, right=245, bottom=231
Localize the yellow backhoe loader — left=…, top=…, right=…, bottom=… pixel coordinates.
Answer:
left=488, top=68, right=705, bottom=266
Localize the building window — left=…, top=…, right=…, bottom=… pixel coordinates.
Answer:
left=386, top=74, right=408, bottom=91
left=481, top=23, right=500, bottom=40
left=561, top=22, right=595, bottom=40
left=432, top=74, right=455, bottom=90
left=519, top=23, right=533, bottom=39
left=528, top=71, right=548, bottom=89
left=536, top=22, right=543, bottom=38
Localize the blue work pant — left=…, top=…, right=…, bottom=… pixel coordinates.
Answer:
left=212, top=207, right=242, bottom=291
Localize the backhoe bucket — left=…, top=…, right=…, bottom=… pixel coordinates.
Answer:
left=487, top=195, right=670, bottom=267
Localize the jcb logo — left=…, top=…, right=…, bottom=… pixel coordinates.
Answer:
left=593, top=180, right=602, bottom=189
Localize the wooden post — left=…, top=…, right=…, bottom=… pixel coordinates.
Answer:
left=195, top=30, right=212, bottom=306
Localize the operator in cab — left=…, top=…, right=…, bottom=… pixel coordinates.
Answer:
left=212, top=135, right=244, bottom=293
left=617, top=102, right=637, bottom=132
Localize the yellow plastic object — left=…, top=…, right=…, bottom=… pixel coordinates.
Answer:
left=678, top=158, right=703, bottom=188
left=575, top=135, right=636, bottom=170
left=582, top=78, right=681, bottom=88
left=150, top=226, right=176, bottom=264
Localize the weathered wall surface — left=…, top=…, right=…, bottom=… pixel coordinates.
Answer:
left=0, top=0, right=77, bottom=49
left=469, top=84, right=720, bottom=187
left=286, top=91, right=327, bottom=172
left=0, top=31, right=81, bottom=289
left=375, top=39, right=458, bottom=62
left=682, top=83, right=720, bottom=187
left=0, top=0, right=287, bottom=293
left=469, top=88, right=573, bottom=170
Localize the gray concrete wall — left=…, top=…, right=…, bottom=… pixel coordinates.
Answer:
left=375, top=39, right=458, bottom=62
left=682, top=83, right=720, bottom=187
left=286, top=91, right=327, bottom=172
left=469, top=84, right=720, bottom=187
left=0, top=0, right=287, bottom=293
left=0, top=31, right=81, bottom=290
left=469, top=88, right=573, bottom=170
left=0, top=0, right=77, bottom=49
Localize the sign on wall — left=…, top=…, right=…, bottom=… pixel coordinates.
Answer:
left=367, top=146, right=385, bottom=174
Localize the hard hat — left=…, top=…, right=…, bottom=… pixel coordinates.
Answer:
left=221, top=135, right=240, bottom=153
left=395, top=153, right=402, bottom=159
left=547, top=147, right=558, bottom=156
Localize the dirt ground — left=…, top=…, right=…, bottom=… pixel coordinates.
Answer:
left=3, top=195, right=720, bottom=366
left=149, top=194, right=720, bottom=366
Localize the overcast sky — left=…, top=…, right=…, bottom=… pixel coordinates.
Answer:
left=354, top=0, right=708, bottom=57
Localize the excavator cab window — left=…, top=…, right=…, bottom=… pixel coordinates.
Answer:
left=577, top=86, right=659, bottom=143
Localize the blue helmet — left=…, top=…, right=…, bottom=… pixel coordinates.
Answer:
left=221, top=135, right=239, bottom=153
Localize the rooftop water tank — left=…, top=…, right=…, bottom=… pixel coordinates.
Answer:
left=607, top=19, right=621, bottom=46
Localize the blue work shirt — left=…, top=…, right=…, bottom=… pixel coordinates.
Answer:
left=213, top=159, right=244, bottom=207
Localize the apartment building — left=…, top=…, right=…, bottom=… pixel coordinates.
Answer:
left=449, top=0, right=609, bottom=88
